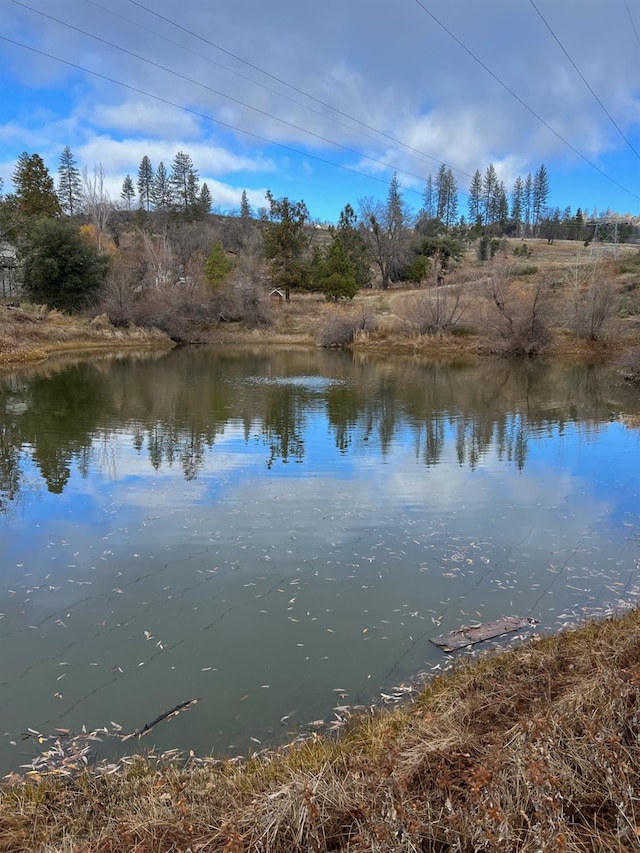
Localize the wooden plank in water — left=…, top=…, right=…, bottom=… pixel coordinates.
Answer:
left=430, top=616, right=538, bottom=652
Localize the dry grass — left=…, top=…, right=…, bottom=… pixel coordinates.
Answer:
left=3, top=609, right=640, bottom=851
left=0, top=305, right=172, bottom=370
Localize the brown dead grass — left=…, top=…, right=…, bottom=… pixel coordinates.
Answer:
left=0, top=305, right=172, bottom=370
left=3, top=609, right=640, bottom=851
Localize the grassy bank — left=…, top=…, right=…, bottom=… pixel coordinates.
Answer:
left=4, top=238, right=640, bottom=371
left=0, top=305, right=172, bottom=370
left=2, top=608, right=640, bottom=851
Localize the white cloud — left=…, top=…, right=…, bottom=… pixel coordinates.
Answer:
left=2, top=0, right=640, bottom=217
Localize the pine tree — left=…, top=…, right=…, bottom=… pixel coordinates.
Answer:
left=442, top=168, right=458, bottom=229
left=422, top=175, right=436, bottom=220
left=523, top=173, right=533, bottom=236
left=12, top=152, right=60, bottom=220
left=121, top=175, right=135, bottom=211
left=151, top=161, right=170, bottom=211
left=497, top=182, right=509, bottom=230
left=332, top=203, right=371, bottom=289
left=482, top=164, right=498, bottom=227
left=137, top=156, right=154, bottom=212
left=199, top=182, right=212, bottom=215
left=240, top=189, right=252, bottom=219
left=317, top=236, right=357, bottom=302
left=262, top=190, right=311, bottom=301
left=532, top=164, right=550, bottom=235
left=511, top=176, right=524, bottom=237
left=468, top=170, right=482, bottom=229
left=170, top=151, right=199, bottom=216
left=204, top=241, right=234, bottom=289
left=57, top=146, right=82, bottom=217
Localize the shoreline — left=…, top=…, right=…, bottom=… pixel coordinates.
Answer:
left=2, top=607, right=640, bottom=850
left=2, top=306, right=639, bottom=373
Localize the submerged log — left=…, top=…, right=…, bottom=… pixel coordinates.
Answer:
left=430, top=616, right=538, bottom=652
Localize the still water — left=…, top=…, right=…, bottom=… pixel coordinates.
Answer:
left=0, top=347, right=639, bottom=772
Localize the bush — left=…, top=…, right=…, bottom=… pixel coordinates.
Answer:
left=398, top=286, right=469, bottom=334
left=484, top=267, right=550, bottom=356
left=20, top=218, right=110, bottom=312
left=565, top=261, right=618, bottom=340
left=318, top=311, right=376, bottom=347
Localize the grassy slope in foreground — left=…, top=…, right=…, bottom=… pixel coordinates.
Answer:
left=2, top=609, right=640, bottom=851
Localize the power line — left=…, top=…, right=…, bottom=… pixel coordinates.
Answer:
left=82, top=0, right=470, bottom=182
left=411, top=0, right=640, bottom=201
left=528, top=0, right=640, bottom=161
left=624, top=0, right=640, bottom=51
left=127, top=0, right=474, bottom=183
left=8, top=0, right=440, bottom=191
left=0, top=35, right=425, bottom=199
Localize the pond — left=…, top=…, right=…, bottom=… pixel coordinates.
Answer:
left=0, top=346, right=639, bottom=773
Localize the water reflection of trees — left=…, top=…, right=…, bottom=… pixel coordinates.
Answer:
left=1, top=348, right=638, bottom=509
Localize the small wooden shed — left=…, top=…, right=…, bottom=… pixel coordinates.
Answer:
left=269, top=288, right=285, bottom=304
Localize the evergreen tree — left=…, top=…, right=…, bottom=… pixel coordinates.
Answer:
left=442, top=168, right=458, bottom=228
left=170, top=151, right=199, bottom=216
left=20, top=218, right=109, bottom=311
left=121, top=175, right=135, bottom=211
left=262, top=190, right=311, bottom=301
left=468, top=170, right=482, bottom=229
left=511, top=176, right=524, bottom=237
left=497, top=182, right=509, bottom=230
left=523, top=173, right=533, bottom=236
left=422, top=174, right=436, bottom=220
left=331, top=203, right=371, bottom=289
left=532, top=164, right=550, bottom=234
left=137, top=155, right=154, bottom=211
left=204, top=241, right=234, bottom=289
left=317, top=236, right=357, bottom=302
left=151, top=161, right=170, bottom=211
left=482, top=163, right=498, bottom=227
left=12, top=152, right=60, bottom=219
left=199, top=182, right=212, bottom=215
left=240, top=189, right=252, bottom=219
left=57, top=146, right=82, bottom=217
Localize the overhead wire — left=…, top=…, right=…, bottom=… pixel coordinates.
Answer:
left=624, top=0, right=640, bottom=50
left=79, top=0, right=468, bottom=180
left=411, top=0, right=640, bottom=201
left=0, top=35, right=425, bottom=197
left=528, top=0, right=640, bottom=161
left=127, top=0, right=473, bottom=182
left=7, top=0, right=445, bottom=194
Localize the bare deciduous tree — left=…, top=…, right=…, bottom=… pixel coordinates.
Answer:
left=565, top=259, right=617, bottom=340
left=399, top=285, right=469, bottom=334
left=484, top=262, right=549, bottom=355
left=82, top=164, right=112, bottom=253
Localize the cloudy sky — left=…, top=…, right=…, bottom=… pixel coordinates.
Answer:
left=1, top=0, right=640, bottom=222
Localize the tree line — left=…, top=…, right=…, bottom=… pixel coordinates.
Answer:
left=0, top=145, right=635, bottom=321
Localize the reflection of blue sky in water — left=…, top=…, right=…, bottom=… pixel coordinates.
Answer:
left=0, top=358, right=639, bottom=772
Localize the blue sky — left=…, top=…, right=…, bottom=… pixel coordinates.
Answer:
left=2, top=0, right=640, bottom=223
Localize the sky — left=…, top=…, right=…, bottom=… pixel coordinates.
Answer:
left=1, top=0, right=640, bottom=224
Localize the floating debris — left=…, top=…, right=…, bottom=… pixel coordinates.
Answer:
left=430, top=616, right=539, bottom=652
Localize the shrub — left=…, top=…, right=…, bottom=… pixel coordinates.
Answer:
left=565, top=260, right=618, bottom=340
left=398, top=285, right=469, bottom=334
left=318, top=311, right=375, bottom=347
left=484, top=265, right=550, bottom=356
left=20, top=218, right=110, bottom=312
